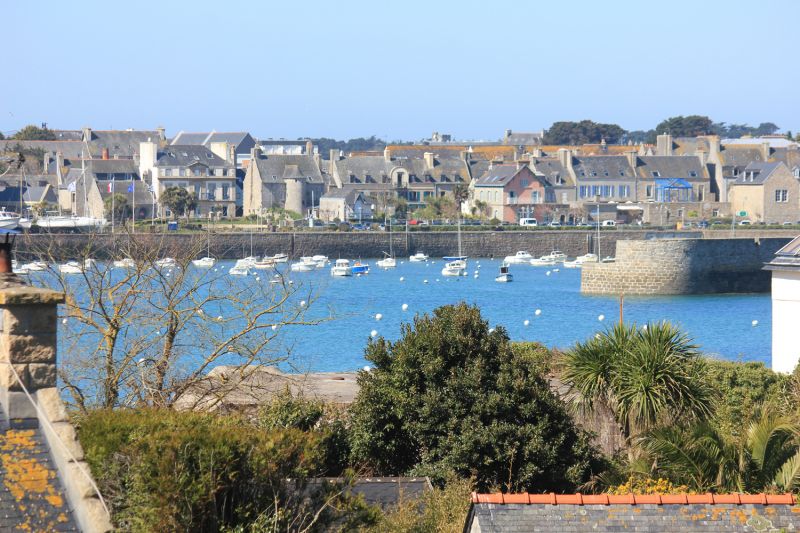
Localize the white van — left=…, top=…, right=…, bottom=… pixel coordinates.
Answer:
left=601, top=220, right=616, bottom=227
left=519, top=218, right=538, bottom=227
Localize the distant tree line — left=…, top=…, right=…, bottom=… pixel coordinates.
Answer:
left=545, top=116, right=784, bottom=145
left=7, top=124, right=58, bottom=141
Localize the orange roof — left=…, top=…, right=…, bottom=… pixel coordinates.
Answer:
left=471, top=492, right=795, bottom=505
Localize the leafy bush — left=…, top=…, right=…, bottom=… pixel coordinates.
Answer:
left=77, top=409, right=366, bottom=532
left=348, top=303, right=605, bottom=492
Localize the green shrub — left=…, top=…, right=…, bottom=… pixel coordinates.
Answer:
left=348, top=303, right=606, bottom=492
left=76, top=409, right=364, bottom=532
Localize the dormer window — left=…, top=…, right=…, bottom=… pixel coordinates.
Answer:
left=688, top=170, right=698, bottom=177
left=590, top=171, right=597, bottom=177
left=603, top=171, right=609, bottom=176
left=619, top=170, right=625, bottom=176
left=651, top=171, right=660, bottom=178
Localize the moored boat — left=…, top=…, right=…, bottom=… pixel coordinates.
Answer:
left=503, top=251, right=533, bottom=264
left=352, top=261, right=370, bottom=274
left=113, top=258, right=136, bottom=269
left=192, top=257, right=216, bottom=268
left=441, top=259, right=467, bottom=277
left=495, top=262, right=513, bottom=282
left=331, top=259, right=353, bottom=277
left=409, top=252, right=429, bottom=262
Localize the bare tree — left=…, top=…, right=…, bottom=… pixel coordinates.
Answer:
left=25, top=231, right=324, bottom=412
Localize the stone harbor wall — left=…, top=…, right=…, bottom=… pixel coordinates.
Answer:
left=15, top=229, right=798, bottom=262
left=581, top=237, right=792, bottom=295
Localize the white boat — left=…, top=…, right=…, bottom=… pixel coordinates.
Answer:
left=192, top=257, right=216, bottom=268
left=290, top=259, right=316, bottom=272
left=562, top=259, right=581, bottom=268
left=155, top=258, right=177, bottom=268
left=409, top=252, right=429, bottom=262
left=441, top=259, right=467, bottom=277
left=0, top=209, right=21, bottom=229
left=113, top=258, right=136, bottom=269
left=503, top=251, right=533, bottom=264
left=20, top=261, right=46, bottom=272
left=377, top=257, right=396, bottom=269
left=229, top=264, right=250, bottom=276
left=59, top=261, right=84, bottom=274
left=563, top=253, right=598, bottom=269
left=546, top=250, right=567, bottom=262
left=530, top=256, right=556, bottom=266
left=83, top=258, right=97, bottom=270
left=331, top=259, right=353, bottom=277
left=239, top=256, right=258, bottom=268
left=601, top=256, right=616, bottom=263
left=18, top=218, right=32, bottom=230
left=252, top=257, right=278, bottom=269
left=311, top=255, right=329, bottom=267
left=36, top=214, right=108, bottom=232
left=495, top=263, right=513, bottom=282
left=270, top=253, right=289, bottom=263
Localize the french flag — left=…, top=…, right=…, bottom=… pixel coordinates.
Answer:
left=107, top=182, right=114, bottom=193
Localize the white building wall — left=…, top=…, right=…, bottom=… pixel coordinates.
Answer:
left=772, top=269, right=800, bottom=373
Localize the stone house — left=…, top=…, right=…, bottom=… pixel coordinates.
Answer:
left=243, top=146, right=325, bottom=217
left=318, top=188, right=371, bottom=222
left=82, top=126, right=167, bottom=159
left=170, top=131, right=256, bottom=168
left=729, top=162, right=799, bottom=224
left=65, top=159, right=154, bottom=220
left=471, top=164, right=548, bottom=222
left=570, top=152, right=639, bottom=204
left=138, top=142, right=237, bottom=218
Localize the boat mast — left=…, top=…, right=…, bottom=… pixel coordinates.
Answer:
left=457, top=216, right=462, bottom=257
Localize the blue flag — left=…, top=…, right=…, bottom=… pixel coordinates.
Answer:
left=127, top=184, right=135, bottom=193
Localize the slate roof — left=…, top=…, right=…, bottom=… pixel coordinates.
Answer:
left=636, top=156, right=708, bottom=181
left=764, top=235, right=800, bottom=271
left=673, top=136, right=710, bottom=156
left=503, top=131, right=543, bottom=146
left=573, top=156, right=635, bottom=180
left=0, top=403, right=79, bottom=531
left=733, top=161, right=783, bottom=185
left=85, top=159, right=138, bottom=176
left=530, top=157, right=573, bottom=186
left=0, top=140, right=85, bottom=159
left=156, top=145, right=232, bottom=168
left=474, top=165, right=524, bottom=186
left=466, top=493, right=800, bottom=532
left=720, top=145, right=767, bottom=167
left=86, top=130, right=162, bottom=158
left=171, top=131, right=255, bottom=153
left=321, top=187, right=358, bottom=201
left=98, top=179, right=155, bottom=206
left=254, top=154, right=324, bottom=184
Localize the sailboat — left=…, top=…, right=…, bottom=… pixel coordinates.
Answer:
left=376, top=218, right=396, bottom=268
left=36, top=153, right=107, bottom=232
left=192, top=227, right=216, bottom=267
left=441, top=218, right=467, bottom=276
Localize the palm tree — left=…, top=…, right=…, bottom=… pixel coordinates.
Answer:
left=561, top=322, right=713, bottom=443
left=643, top=408, right=800, bottom=493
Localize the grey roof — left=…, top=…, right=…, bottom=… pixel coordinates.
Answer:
left=530, top=157, right=573, bottom=185
left=475, top=165, right=524, bottom=186
left=156, top=145, right=232, bottom=168
left=720, top=145, right=767, bottom=167
left=306, top=477, right=431, bottom=510
left=636, top=155, right=708, bottom=181
left=673, top=136, right=710, bottom=155
left=321, top=187, right=362, bottom=204
left=85, top=159, right=138, bottom=175
left=733, top=161, right=783, bottom=185
left=254, top=154, right=323, bottom=184
left=467, top=502, right=800, bottom=532
left=573, top=156, right=635, bottom=180
left=0, top=140, right=85, bottom=159
left=0, top=403, right=79, bottom=531
left=23, top=185, right=57, bottom=204
left=51, top=130, right=84, bottom=141
left=86, top=130, right=162, bottom=158
left=764, top=236, right=800, bottom=271
left=503, top=131, right=543, bottom=145
left=97, top=179, right=154, bottom=205
left=171, top=131, right=255, bottom=153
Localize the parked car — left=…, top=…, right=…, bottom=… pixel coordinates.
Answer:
left=738, top=220, right=752, bottom=226
left=548, top=221, right=562, bottom=227
left=697, top=220, right=709, bottom=228
left=519, top=218, right=538, bottom=227
left=601, top=220, right=617, bottom=227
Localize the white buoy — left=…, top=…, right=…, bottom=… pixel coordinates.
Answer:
left=752, top=320, right=759, bottom=327
left=474, top=274, right=479, bottom=278
left=61, top=318, right=68, bottom=324
left=598, top=314, right=605, bottom=322
left=473, top=271, right=478, bottom=275
left=642, top=324, right=648, bottom=331
left=524, top=319, right=530, bottom=326
left=400, top=276, right=405, bottom=281
left=436, top=278, right=440, bottom=282
left=197, top=309, right=203, bottom=315
left=217, top=316, right=223, bottom=321
left=375, top=313, right=383, bottom=321
left=546, top=271, right=551, bottom=276
left=401, top=303, right=409, bottom=311
left=271, top=324, right=277, bottom=331
left=553, top=268, right=559, bottom=272
left=300, top=300, right=306, bottom=307
left=370, top=330, right=378, bottom=338
left=255, top=277, right=260, bottom=281
left=535, top=309, right=541, bottom=316
left=289, top=280, right=294, bottom=284
left=424, top=279, right=428, bottom=284
left=363, top=365, right=371, bottom=372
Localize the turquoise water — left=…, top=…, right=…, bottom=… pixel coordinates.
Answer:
left=274, top=258, right=771, bottom=371
left=40, top=258, right=772, bottom=373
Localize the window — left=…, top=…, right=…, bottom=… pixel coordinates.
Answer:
left=712, top=209, right=720, bottom=217
left=555, top=175, right=564, bottom=185
left=698, top=185, right=705, bottom=202
left=618, top=185, right=629, bottom=197
left=532, top=190, right=540, bottom=203
left=590, top=171, right=597, bottom=177
left=509, top=191, right=515, bottom=198
left=207, top=184, right=217, bottom=200
left=651, top=171, right=660, bottom=178
left=579, top=186, right=588, bottom=198
left=732, top=168, right=740, bottom=176
left=775, top=189, right=788, bottom=203
left=215, top=168, right=223, bottom=176
left=222, top=184, right=230, bottom=200
left=521, top=178, right=528, bottom=187
left=179, top=169, right=186, bottom=177
left=619, top=170, right=625, bottom=176
left=688, top=170, right=698, bottom=178
left=164, top=168, right=172, bottom=177
left=646, top=185, right=653, bottom=198
left=603, top=171, right=609, bottom=176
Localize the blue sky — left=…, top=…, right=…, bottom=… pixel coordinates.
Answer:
left=4, top=0, right=798, bottom=141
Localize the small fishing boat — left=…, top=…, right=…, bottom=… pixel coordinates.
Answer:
left=311, top=255, right=329, bottom=267
left=409, top=252, right=429, bottom=262
left=20, top=261, right=47, bottom=272
left=192, top=257, right=216, bottom=268
left=270, top=253, right=289, bottom=263
left=376, top=253, right=396, bottom=269
left=441, top=259, right=467, bottom=277
left=155, top=258, right=177, bottom=268
left=331, top=259, right=353, bottom=277
left=252, top=257, right=277, bottom=269
left=0, top=208, right=21, bottom=229
left=503, top=251, right=533, bottom=265
left=530, top=256, right=556, bottom=267
left=229, top=260, right=250, bottom=275
left=291, top=259, right=316, bottom=272
left=59, top=261, right=83, bottom=274
left=495, top=262, right=513, bottom=282
left=113, top=258, right=136, bottom=269
left=352, top=261, right=370, bottom=275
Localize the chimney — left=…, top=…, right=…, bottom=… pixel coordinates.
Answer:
left=329, top=149, right=339, bottom=162
left=504, top=129, right=512, bottom=140
left=305, top=140, right=314, bottom=155
left=384, top=147, right=391, bottom=162
left=81, top=126, right=92, bottom=142
left=625, top=150, right=637, bottom=170
left=209, top=142, right=233, bottom=163
left=56, top=151, right=64, bottom=185
left=512, top=149, right=518, bottom=162
left=557, top=148, right=572, bottom=169
left=706, top=135, right=720, bottom=161
left=101, top=148, right=109, bottom=160
left=423, top=152, right=435, bottom=169
left=761, top=141, right=770, bottom=162
left=532, top=148, right=542, bottom=158
left=696, top=148, right=708, bottom=166
left=252, top=144, right=262, bottom=159
left=157, top=126, right=166, bottom=142
left=656, top=134, right=673, bottom=156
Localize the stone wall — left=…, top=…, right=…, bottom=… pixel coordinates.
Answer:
left=581, top=237, right=793, bottom=295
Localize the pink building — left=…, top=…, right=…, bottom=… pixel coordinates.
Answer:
left=472, top=164, right=549, bottom=222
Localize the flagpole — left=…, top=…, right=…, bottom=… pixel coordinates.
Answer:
left=111, top=178, right=115, bottom=234
left=131, top=177, right=135, bottom=234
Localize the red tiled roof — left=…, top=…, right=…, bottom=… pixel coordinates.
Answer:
left=471, top=492, right=795, bottom=505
